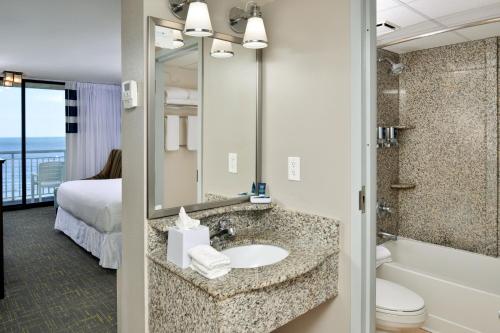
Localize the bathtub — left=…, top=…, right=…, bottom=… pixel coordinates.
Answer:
left=377, top=237, right=500, bottom=333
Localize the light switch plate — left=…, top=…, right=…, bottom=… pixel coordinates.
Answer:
left=228, top=153, right=238, bottom=174
left=288, top=157, right=300, bottom=181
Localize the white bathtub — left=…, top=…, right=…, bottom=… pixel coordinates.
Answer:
left=377, top=237, right=500, bottom=333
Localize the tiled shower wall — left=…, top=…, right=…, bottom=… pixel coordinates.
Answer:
left=377, top=38, right=500, bottom=257
left=377, top=49, right=400, bottom=237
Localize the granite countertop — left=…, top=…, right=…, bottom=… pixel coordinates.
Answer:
left=147, top=228, right=337, bottom=301
left=149, top=202, right=275, bottom=233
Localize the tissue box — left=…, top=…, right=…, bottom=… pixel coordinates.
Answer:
left=166, top=225, right=210, bottom=269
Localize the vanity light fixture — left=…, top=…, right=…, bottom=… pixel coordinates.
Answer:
left=210, top=39, right=234, bottom=59
left=155, top=26, right=185, bottom=49
left=229, top=2, right=268, bottom=49
left=169, top=0, right=213, bottom=37
left=2, top=71, right=22, bottom=87
left=171, top=29, right=185, bottom=48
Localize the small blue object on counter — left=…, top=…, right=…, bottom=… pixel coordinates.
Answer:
left=250, top=195, right=272, bottom=204
left=257, top=182, right=266, bottom=195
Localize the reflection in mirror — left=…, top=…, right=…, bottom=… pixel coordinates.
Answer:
left=149, top=20, right=260, bottom=218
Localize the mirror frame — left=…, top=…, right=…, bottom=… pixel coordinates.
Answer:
left=147, top=16, right=262, bottom=219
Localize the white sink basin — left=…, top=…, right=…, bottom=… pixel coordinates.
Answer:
left=222, top=244, right=289, bottom=269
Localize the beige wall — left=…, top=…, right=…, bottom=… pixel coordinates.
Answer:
left=120, top=0, right=246, bottom=332
left=203, top=41, right=258, bottom=198
left=122, top=0, right=352, bottom=331
left=262, top=0, right=351, bottom=332
left=163, top=63, right=198, bottom=208
left=120, top=0, right=146, bottom=332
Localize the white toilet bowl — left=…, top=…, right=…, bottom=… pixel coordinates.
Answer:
left=376, top=278, right=427, bottom=332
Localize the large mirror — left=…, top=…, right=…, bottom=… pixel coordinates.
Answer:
left=147, top=17, right=261, bottom=218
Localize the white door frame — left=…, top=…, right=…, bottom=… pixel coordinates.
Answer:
left=350, top=0, right=377, bottom=332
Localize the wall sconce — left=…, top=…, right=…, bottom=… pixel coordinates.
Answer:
left=210, top=39, right=234, bottom=59
left=2, top=71, right=23, bottom=87
left=155, top=26, right=184, bottom=49
left=229, top=2, right=268, bottom=49
left=169, top=0, right=213, bottom=37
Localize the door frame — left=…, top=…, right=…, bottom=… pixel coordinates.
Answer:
left=350, top=0, right=377, bottom=331
left=3, top=79, right=65, bottom=211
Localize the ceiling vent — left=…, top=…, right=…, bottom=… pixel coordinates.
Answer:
left=377, top=21, right=399, bottom=36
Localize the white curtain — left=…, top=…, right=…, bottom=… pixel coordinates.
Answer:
left=66, top=82, right=121, bottom=180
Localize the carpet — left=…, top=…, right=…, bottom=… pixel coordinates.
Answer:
left=0, top=207, right=116, bottom=332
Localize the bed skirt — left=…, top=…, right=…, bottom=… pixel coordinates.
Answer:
left=55, top=208, right=122, bottom=269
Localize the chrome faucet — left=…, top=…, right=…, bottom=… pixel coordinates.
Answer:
left=210, top=219, right=236, bottom=244
left=377, top=200, right=393, bottom=217
left=378, top=231, right=397, bottom=241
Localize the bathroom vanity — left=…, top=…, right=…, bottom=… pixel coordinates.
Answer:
left=145, top=16, right=340, bottom=332
left=147, top=202, right=339, bottom=332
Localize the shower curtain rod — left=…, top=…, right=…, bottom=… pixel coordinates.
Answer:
left=377, top=16, right=500, bottom=49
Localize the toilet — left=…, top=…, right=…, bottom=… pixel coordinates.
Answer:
left=376, top=278, right=426, bottom=332
left=376, top=246, right=427, bottom=332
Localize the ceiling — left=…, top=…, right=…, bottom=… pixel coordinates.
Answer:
left=0, top=0, right=121, bottom=84
left=377, top=0, right=500, bottom=53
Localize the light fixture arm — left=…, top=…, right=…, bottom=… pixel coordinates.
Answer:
left=169, top=0, right=206, bottom=20
left=229, top=2, right=262, bottom=34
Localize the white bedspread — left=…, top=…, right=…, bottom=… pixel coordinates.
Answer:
left=55, top=208, right=121, bottom=269
left=57, top=179, right=122, bottom=233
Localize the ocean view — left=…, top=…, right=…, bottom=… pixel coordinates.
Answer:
left=0, top=137, right=66, bottom=153
left=1, top=137, right=66, bottom=203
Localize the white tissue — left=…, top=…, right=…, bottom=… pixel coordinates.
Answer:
left=176, top=207, right=200, bottom=230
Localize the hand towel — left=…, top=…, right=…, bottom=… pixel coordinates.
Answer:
left=191, top=260, right=230, bottom=279
left=376, top=245, right=392, bottom=268
left=187, top=116, right=199, bottom=151
left=165, top=115, right=180, bottom=151
left=188, top=244, right=231, bottom=270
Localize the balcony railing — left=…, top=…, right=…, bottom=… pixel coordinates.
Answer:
left=0, top=149, right=65, bottom=205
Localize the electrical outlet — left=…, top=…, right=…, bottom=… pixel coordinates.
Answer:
left=288, top=157, right=300, bottom=181
left=228, top=153, right=238, bottom=174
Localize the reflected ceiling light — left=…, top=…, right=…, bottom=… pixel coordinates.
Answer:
left=169, top=0, right=213, bottom=37
left=171, top=29, right=185, bottom=48
left=155, top=26, right=185, bottom=49
left=2, top=71, right=22, bottom=87
left=229, top=2, right=268, bottom=49
left=210, top=39, right=234, bottom=58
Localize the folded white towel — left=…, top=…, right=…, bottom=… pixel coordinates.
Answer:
left=376, top=245, right=392, bottom=268
left=188, top=245, right=231, bottom=271
left=166, top=86, right=190, bottom=100
left=187, top=89, right=198, bottom=101
left=191, top=260, right=230, bottom=279
left=165, top=98, right=198, bottom=106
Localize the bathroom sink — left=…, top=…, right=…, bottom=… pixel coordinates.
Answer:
left=222, top=244, right=289, bottom=268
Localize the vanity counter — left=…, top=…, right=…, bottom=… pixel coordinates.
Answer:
left=148, top=228, right=337, bottom=300
left=148, top=204, right=340, bottom=333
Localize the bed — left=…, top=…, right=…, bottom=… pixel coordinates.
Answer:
left=55, top=178, right=122, bottom=269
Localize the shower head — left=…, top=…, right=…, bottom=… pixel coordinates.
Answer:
left=378, top=57, right=406, bottom=75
